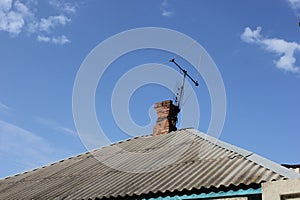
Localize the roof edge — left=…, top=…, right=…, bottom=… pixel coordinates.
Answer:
left=186, top=129, right=300, bottom=179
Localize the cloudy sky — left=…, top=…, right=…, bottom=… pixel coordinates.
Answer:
left=1, top=0, right=300, bottom=178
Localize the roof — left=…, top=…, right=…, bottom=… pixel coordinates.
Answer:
left=0, top=128, right=299, bottom=199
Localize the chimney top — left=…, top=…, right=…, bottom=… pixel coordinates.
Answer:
left=153, top=100, right=180, bottom=136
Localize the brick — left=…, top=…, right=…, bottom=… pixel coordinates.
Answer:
left=153, top=100, right=180, bottom=136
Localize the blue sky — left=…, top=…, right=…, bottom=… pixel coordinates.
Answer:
left=0, top=0, right=300, bottom=178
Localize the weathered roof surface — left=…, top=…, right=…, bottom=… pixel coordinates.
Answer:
left=0, top=128, right=299, bottom=199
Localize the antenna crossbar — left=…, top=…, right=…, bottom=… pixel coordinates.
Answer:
left=169, top=59, right=199, bottom=87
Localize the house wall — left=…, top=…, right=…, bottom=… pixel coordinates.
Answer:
left=191, top=198, right=248, bottom=200
left=145, top=197, right=259, bottom=200
left=262, top=178, right=300, bottom=200
left=144, top=194, right=261, bottom=200
left=143, top=188, right=262, bottom=200
left=196, top=195, right=261, bottom=200
left=199, top=197, right=248, bottom=200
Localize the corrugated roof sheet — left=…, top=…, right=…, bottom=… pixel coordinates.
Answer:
left=0, top=128, right=299, bottom=199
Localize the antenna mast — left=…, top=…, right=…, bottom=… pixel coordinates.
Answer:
left=169, top=58, right=199, bottom=108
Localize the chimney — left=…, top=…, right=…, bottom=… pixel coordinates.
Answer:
left=153, top=100, right=180, bottom=136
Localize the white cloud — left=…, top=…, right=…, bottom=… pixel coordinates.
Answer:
left=0, top=120, right=57, bottom=171
left=0, top=0, right=12, bottom=12
left=39, top=15, right=70, bottom=32
left=0, top=0, right=76, bottom=45
left=36, top=34, right=49, bottom=42
left=0, top=102, right=12, bottom=112
left=37, top=34, right=70, bottom=45
left=49, top=0, right=77, bottom=14
left=35, top=117, right=77, bottom=135
left=0, top=0, right=36, bottom=35
left=288, top=0, right=300, bottom=7
left=58, top=127, right=77, bottom=135
left=287, top=0, right=300, bottom=15
left=241, top=26, right=300, bottom=74
left=14, top=0, right=33, bottom=17
left=240, top=26, right=262, bottom=43
left=52, top=35, right=69, bottom=44
left=160, top=0, right=174, bottom=17
left=161, top=10, right=173, bottom=17
left=0, top=0, right=25, bottom=35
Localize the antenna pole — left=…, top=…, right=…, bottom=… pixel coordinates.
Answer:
left=169, top=58, right=199, bottom=108
left=178, top=73, right=186, bottom=108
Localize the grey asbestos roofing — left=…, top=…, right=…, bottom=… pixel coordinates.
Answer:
left=0, top=128, right=299, bottom=199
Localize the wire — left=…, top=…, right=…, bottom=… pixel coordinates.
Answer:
left=195, top=51, right=203, bottom=82
left=181, top=84, right=197, bottom=108
left=141, top=39, right=199, bottom=72
left=181, top=51, right=203, bottom=109
left=138, top=39, right=202, bottom=109
left=140, top=60, right=170, bottom=72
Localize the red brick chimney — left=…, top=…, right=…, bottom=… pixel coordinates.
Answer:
left=153, top=100, right=180, bottom=136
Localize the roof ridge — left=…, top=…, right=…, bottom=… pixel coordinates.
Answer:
left=186, top=129, right=300, bottom=179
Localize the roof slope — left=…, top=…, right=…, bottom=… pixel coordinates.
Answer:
left=0, top=129, right=299, bottom=199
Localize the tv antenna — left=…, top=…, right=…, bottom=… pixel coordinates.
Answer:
left=169, top=58, right=199, bottom=109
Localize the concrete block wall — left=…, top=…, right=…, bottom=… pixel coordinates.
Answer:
left=262, top=178, right=300, bottom=200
